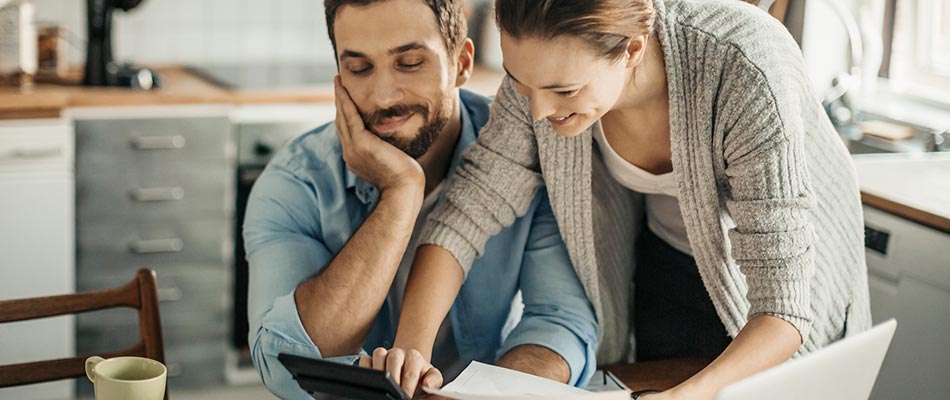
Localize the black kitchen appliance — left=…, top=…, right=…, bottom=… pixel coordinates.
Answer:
left=83, top=0, right=158, bottom=89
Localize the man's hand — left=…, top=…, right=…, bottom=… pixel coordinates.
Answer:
left=334, top=76, right=425, bottom=192
left=360, top=347, right=443, bottom=397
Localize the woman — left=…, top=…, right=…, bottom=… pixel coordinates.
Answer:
left=388, top=0, right=871, bottom=398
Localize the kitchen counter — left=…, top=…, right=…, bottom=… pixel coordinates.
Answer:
left=853, top=152, right=950, bottom=234
left=0, top=66, right=506, bottom=120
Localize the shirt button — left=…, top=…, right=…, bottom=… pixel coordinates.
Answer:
left=383, top=340, right=391, bottom=347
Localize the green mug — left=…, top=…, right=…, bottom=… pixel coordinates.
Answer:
left=85, top=356, right=167, bottom=400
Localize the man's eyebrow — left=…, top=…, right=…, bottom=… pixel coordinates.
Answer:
left=339, top=50, right=367, bottom=61
left=339, top=43, right=431, bottom=61
left=389, top=42, right=430, bottom=55
left=503, top=64, right=580, bottom=90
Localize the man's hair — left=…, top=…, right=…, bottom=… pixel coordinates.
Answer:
left=324, top=0, right=467, bottom=57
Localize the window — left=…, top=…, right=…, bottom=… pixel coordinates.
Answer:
left=882, top=0, right=950, bottom=104
left=931, top=0, right=950, bottom=73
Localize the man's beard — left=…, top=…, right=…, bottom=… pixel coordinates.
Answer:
left=361, top=98, right=450, bottom=159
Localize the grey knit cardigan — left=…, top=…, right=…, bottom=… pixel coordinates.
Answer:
left=421, top=0, right=872, bottom=365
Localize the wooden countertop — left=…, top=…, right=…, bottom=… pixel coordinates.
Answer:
left=853, top=152, right=950, bottom=234
left=16, top=69, right=945, bottom=236
left=0, top=66, right=505, bottom=120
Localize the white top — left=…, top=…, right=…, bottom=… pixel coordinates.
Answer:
left=593, top=123, right=693, bottom=255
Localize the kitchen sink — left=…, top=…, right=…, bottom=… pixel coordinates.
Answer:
left=838, top=115, right=949, bottom=155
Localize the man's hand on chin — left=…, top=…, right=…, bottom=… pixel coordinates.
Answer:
left=334, top=76, right=424, bottom=194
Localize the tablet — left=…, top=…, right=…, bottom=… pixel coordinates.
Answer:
left=278, top=353, right=410, bottom=400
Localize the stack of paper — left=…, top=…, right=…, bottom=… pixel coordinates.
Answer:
left=423, top=362, right=629, bottom=400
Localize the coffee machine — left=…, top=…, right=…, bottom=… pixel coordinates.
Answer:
left=83, top=0, right=158, bottom=89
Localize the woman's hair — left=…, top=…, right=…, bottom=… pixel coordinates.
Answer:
left=495, top=0, right=656, bottom=62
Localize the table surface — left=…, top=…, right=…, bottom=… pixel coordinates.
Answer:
left=608, top=358, right=712, bottom=392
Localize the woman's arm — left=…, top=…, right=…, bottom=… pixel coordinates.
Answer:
left=365, top=78, right=546, bottom=395
left=649, top=35, right=819, bottom=398
left=398, top=77, right=544, bottom=347
left=395, top=244, right=465, bottom=361
left=644, top=315, right=801, bottom=399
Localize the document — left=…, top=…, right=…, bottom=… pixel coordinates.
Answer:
left=422, top=361, right=629, bottom=400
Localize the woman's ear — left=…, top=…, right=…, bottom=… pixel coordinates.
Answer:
left=455, top=38, right=475, bottom=87
left=625, top=35, right=650, bottom=69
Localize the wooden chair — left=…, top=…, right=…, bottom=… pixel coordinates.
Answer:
left=0, top=268, right=165, bottom=393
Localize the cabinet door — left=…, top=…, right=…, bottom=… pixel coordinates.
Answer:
left=864, top=206, right=950, bottom=400
left=872, top=279, right=950, bottom=400
left=0, top=171, right=75, bottom=400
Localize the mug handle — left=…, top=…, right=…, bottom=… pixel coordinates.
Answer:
left=85, top=356, right=105, bottom=382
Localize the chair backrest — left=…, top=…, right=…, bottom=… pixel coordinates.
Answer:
left=0, top=268, right=165, bottom=389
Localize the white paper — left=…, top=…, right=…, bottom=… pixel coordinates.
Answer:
left=422, top=361, right=629, bottom=400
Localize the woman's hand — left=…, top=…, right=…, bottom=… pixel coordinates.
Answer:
left=640, top=315, right=801, bottom=400
left=360, top=347, right=443, bottom=397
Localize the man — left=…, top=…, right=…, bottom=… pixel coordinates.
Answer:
left=242, top=0, right=598, bottom=398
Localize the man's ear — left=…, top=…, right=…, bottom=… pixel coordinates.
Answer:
left=625, top=34, right=650, bottom=69
left=454, top=38, right=475, bottom=88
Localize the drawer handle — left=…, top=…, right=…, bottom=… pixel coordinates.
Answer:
left=0, top=146, right=63, bottom=161
left=130, top=187, right=185, bottom=202
left=129, top=238, right=183, bottom=254
left=131, top=135, right=186, bottom=150
left=157, top=286, right=184, bottom=302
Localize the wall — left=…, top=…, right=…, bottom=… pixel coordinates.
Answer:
left=31, top=0, right=335, bottom=66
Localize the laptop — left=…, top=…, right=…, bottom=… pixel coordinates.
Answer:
left=716, top=319, right=897, bottom=400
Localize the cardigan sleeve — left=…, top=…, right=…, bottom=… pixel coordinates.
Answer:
left=420, top=76, right=545, bottom=275
left=718, top=50, right=817, bottom=340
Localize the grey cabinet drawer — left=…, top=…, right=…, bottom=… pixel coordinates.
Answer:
left=76, top=264, right=229, bottom=339
left=77, top=165, right=232, bottom=220
left=75, top=117, right=232, bottom=171
left=163, top=340, right=228, bottom=389
left=77, top=220, right=231, bottom=271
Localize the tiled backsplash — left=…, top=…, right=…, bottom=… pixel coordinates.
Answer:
left=32, top=0, right=335, bottom=66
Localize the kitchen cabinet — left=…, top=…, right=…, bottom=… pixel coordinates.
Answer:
left=864, top=206, right=950, bottom=400
left=71, top=105, right=234, bottom=396
left=0, top=119, right=75, bottom=400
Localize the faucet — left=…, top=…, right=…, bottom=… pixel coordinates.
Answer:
left=932, top=128, right=950, bottom=152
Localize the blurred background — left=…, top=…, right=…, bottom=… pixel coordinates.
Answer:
left=0, top=0, right=948, bottom=399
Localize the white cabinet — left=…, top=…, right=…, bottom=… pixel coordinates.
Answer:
left=863, top=206, right=950, bottom=400
left=0, top=119, right=75, bottom=400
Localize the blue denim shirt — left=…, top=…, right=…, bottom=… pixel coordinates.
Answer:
left=243, top=90, right=598, bottom=399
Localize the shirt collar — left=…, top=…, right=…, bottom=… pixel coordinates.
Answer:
left=345, top=92, right=476, bottom=205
